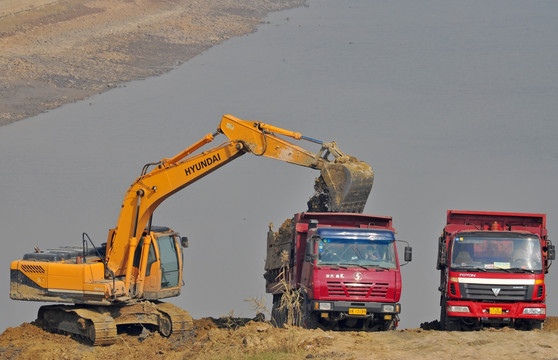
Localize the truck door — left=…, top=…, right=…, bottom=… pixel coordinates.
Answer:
left=157, top=235, right=180, bottom=289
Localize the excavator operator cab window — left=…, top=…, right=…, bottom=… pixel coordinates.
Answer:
left=157, top=235, right=180, bottom=289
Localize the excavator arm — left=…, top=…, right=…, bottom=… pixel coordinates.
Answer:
left=105, top=114, right=373, bottom=296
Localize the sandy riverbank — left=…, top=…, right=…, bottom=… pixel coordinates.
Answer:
left=0, top=0, right=305, bottom=126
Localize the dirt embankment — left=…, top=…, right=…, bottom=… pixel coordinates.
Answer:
left=1, top=317, right=558, bottom=360
left=0, top=0, right=305, bottom=126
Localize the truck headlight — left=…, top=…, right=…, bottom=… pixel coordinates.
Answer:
left=523, top=308, right=545, bottom=315
left=317, top=302, right=332, bottom=311
left=448, top=305, right=470, bottom=313
left=382, top=305, right=395, bottom=313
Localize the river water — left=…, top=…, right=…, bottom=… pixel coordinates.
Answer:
left=2, top=0, right=558, bottom=332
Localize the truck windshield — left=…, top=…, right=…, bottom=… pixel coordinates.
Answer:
left=317, top=238, right=396, bottom=269
left=451, top=235, right=542, bottom=272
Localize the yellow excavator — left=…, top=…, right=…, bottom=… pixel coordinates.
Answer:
left=10, top=115, right=373, bottom=345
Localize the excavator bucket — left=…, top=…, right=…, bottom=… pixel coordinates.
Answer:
left=309, top=157, right=374, bottom=213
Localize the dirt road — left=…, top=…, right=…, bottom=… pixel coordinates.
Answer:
left=0, top=0, right=304, bottom=125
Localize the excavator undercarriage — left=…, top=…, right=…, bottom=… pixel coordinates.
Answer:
left=38, top=301, right=193, bottom=345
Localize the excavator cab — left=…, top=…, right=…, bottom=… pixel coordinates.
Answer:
left=133, top=226, right=185, bottom=299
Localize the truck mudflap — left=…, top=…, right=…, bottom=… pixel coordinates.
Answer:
left=37, top=301, right=194, bottom=345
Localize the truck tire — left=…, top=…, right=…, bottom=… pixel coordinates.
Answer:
left=301, top=293, right=320, bottom=330
left=439, top=300, right=448, bottom=330
left=383, top=319, right=397, bottom=331
left=302, top=307, right=320, bottom=330
left=271, top=295, right=286, bottom=328
left=443, top=317, right=462, bottom=331
left=531, top=320, right=544, bottom=330
left=440, top=299, right=461, bottom=331
left=515, top=319, right=543, bottom=330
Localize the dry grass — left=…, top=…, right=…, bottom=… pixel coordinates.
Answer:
left=245, top=296, right=270, bottom=319
left=273, top=250, right=303, bottom=328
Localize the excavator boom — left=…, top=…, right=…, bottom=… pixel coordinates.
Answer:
left=106, top=115, right=373, bottom=282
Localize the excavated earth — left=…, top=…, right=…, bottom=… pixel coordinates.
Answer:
left=1, top=316, right=558, bottom=359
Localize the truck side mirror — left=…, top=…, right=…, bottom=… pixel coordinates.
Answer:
left=397, top=240, right=412, bottom=266
left=181, top=236, right=189, bottom=248
left=305, top=220, right=319, bottom=261
left=548, top=243, right=556, bottom=261
left=305, top=236, right=319, bottom=262
left=404, top=246, right=412, bottom=262
left=437, top=236, right=446, bottom=269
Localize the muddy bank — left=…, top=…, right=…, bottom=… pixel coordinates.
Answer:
left=0, top=0, right=306, bottom=126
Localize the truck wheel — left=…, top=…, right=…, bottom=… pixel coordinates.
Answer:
left=383, top=319, right=397, bottom=331
left=515, top=319, right=543, bottom=330
left=440, top=299, right=460, bottom=331
left=271, top=295, right=286, bottom=328
left=439, top=301, right=448, bottom=330
left=301, top=293, right=319, bottom=330
left=531, top=321, right=544, bottom=330
left=303, top=311, right=320, bottom=330
left=443, top=317, right=460, bottom=331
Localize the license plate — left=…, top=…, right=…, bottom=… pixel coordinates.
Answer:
left=349, top=308, right=367, bottom=315
left=489, top=307, right=502, bottom=315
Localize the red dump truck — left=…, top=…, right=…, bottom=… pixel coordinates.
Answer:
left=264, top=212, right=412, bottom=331
left=437, top=210, right=555, bottom=330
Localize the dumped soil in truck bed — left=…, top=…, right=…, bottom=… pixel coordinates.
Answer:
left=1, top=316, right=558, bottom=360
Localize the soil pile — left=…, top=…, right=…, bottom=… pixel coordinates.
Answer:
left=1, top=317, right=558, bottom=360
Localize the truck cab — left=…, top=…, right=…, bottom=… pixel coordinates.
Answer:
left=438, top=210, right=555, bottom=330
left=265, top=212, right=412, bottom=331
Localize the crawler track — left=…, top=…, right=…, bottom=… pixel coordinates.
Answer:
left=38, top=301, right=193, bottom=345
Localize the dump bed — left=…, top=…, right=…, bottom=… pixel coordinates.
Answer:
left=445, top=210, right=546, bottom=238
left=296, top=212, right=392, bottom=229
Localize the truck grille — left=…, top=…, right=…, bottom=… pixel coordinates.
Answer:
left=460, top=283, right=532, bottom=301
left=327, top=281, right=388, bottom=298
